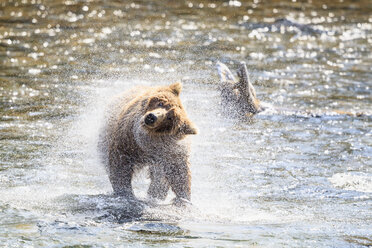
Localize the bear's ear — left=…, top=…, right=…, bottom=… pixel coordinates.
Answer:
left=169, top=82, right=182, bottom=96
left=182, top=121, right=198, bottom=135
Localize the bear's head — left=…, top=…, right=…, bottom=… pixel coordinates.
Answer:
left=141, top=82, right=197, bottom=138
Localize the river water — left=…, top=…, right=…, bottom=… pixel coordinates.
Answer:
left=0, top=0, right=371, bottom=247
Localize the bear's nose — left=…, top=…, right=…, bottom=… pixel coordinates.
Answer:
left=145, top=113, right=157, bottom=125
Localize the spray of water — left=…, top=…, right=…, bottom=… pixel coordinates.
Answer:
left=0, top=76, right=286, bottom=228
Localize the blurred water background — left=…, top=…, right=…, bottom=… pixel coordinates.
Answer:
left=0, top=0, right=371, bottom=247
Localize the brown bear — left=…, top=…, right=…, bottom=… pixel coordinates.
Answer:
left=217, top=61, right=264, bottom=117
left=98, top=82, right=197, bottom=205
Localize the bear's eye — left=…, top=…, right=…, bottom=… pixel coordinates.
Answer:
left=167, top=116, right=172, bottom=121
left=158, top=102, right=164, bottom=107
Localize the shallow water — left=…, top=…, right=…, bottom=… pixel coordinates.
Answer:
left=1, top=0, right=371, bottom=247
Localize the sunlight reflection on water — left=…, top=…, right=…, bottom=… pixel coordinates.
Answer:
left=0, top=0, right=371, bottom=247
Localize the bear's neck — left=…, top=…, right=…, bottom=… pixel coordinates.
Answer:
left=134, top=124, right=189, bottom=156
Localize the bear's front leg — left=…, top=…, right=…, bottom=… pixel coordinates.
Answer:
left=108, top=156, right=136, bottom=200
left=110, top=172, right=135, bottom=199
left=148, top=165, right=170, bottom=201
left=163, top=158, right=191, bottom=205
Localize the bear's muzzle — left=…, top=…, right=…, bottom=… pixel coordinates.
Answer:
left=143, top=108, right=167, bottom=128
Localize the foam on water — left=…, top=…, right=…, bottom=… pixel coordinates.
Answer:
left=329, top=172, right=372, bottom=193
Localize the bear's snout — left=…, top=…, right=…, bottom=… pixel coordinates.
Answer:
left=144, top=108, right=167, bottom=127
left=145, top=113, right=157, bottom=125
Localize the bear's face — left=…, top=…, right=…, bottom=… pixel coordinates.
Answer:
left=141, top=83, right=197, bottom=137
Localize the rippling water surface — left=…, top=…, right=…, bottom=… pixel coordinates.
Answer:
left=1, top=0, right=371, bottom=247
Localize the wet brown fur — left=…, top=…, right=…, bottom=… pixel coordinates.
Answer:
left=98, top=83, right=197, bottom=204
left=218, top=62, right=263, bottom=117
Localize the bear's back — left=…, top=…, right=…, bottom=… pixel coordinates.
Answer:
left=98, top=86, right=150, bottom=167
